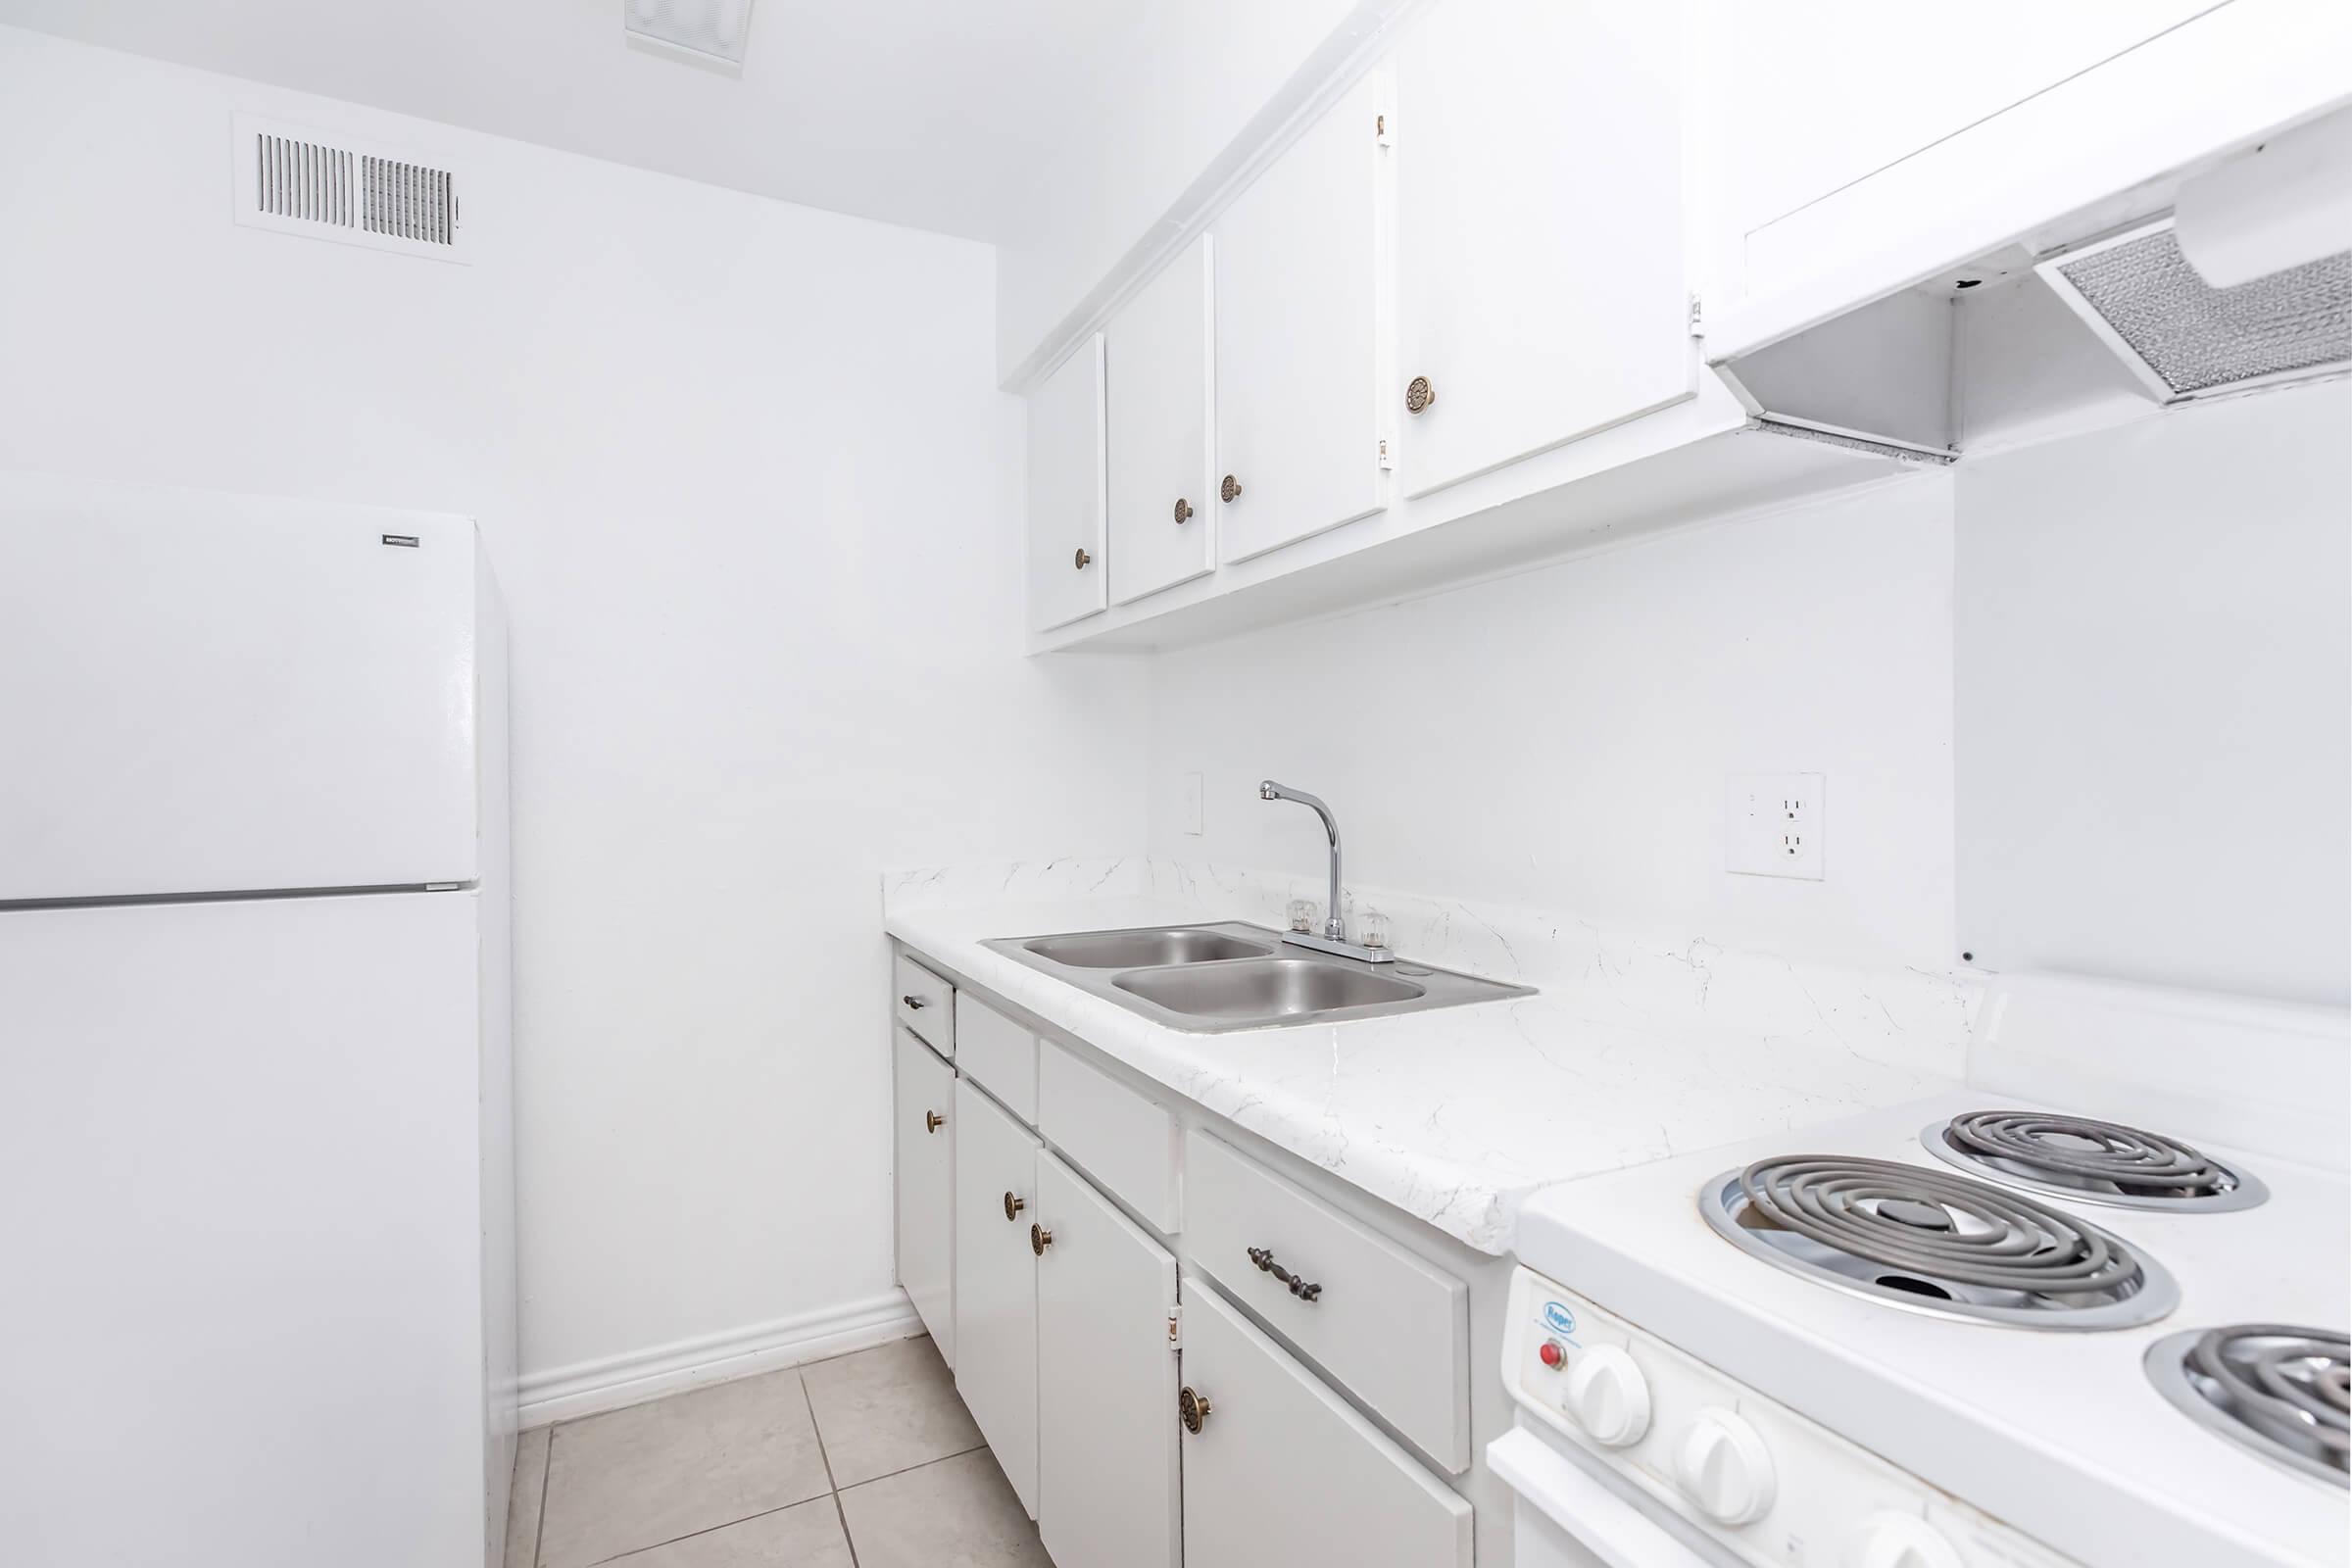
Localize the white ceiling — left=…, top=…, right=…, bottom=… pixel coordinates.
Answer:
left=0, top=0, right=1151, bottom=241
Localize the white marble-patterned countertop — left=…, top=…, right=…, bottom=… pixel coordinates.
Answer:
left=883, top=858, right=1980, bottom=1256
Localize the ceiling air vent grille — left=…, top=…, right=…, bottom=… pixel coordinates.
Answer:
left=233, top=114, right=468, bottom=265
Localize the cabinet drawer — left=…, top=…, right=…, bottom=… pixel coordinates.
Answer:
left=1037, top=1041, right=1180, bottom=1233
left=1179, top=1281, right=1471, bottom=1568
left=893, top=954, right=954, bottom=1054
left=1185, top=1131, right=1469, bottom=1471
left=955, top=995, right=1038, bottom=1123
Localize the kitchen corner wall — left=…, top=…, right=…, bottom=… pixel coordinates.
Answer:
left=1147, top=475, right=1963, bottom=972
left=0, top=28, right=1152, bottom=1391
left=1955, top=381, right=2352, bottom=1007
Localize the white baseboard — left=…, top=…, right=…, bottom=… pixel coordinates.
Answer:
left=517, top=1290, right=921, bottom=1429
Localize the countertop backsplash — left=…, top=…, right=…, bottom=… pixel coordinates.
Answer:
left=883, top=857, right=1982, bottom=1082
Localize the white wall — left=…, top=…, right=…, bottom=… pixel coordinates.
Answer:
left=1955, top=382, right=2352, bottom=1006
left=0, top=28, right=1152, bottom=1384
left=1147, top=476, right=1961, bottom=969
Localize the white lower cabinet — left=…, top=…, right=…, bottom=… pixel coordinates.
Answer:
left=953, top=1080, right=1042, bottom=1515
left=892, top=1028, right=955, bottom=1364
left=1034, top=1152, right=1181, bottom=1568
left=1178, top=1282, right=1473, bottom=1568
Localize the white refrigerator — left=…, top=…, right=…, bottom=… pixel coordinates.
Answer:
left=0, top=473, right=518, bottom=1567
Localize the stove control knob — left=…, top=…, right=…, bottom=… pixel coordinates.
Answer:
left=1845, top=1514, right=1962, bottom=1568
left=1675, top=1407, right=1775, bottom=1525
left=1563, top=1346, right=1649, bottom=1446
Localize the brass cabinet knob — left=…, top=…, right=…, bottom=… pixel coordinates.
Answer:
left=1172, top=498, right=1194, bottom=524
left=1073, top=546, right=1092, bottom=569
left=1178, top=1386, right=1211, bottom=1435
left=924, top=1109, right=945, bottom=1135
left=1004, top=1191, right=1026, bottom=1222
left=1404, top=374, right=1436, bottom=415
left=1030, top=1222, right=1054, bottom=1256
left=901, top=994, right=926, bottom=1010
left=1220, top=474, right=1242, bottom=503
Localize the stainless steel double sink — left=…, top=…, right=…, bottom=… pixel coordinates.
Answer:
left=982, top=920, right=1532, bottom=1034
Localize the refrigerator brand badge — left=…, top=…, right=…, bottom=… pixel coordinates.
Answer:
left=380, top=533, right=419, bottom=548
left=1542, top=1300, right=1577, bottom=1337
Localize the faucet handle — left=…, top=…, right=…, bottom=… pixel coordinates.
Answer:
left=1359, top=908, right=1392, bottom=951
left=1287, top=899, right=1318, bottom=935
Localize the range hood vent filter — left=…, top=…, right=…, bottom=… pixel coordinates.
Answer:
left=2039, top=220, right=2351, bottom=401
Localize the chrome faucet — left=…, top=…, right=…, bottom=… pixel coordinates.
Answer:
left=1258, top=780, right=1393, bottom=963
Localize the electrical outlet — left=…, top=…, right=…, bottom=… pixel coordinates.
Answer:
left=1727, top=773, right=1824, bottom=880
left=1180, top=772, right=1204, bottom=836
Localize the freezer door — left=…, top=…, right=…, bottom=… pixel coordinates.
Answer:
left=0, top=892, right=493, bottom=1567
left=0, top=473, right=480, bottom=900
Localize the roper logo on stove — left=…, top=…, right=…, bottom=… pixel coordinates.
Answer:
left=1541, top=1300, right=1577, bottom=1337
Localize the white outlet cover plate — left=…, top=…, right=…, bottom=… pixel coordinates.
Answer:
left=1727, top=772, right=1824, bottom=880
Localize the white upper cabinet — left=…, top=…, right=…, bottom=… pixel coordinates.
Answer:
left=1211, top=73, right=1389, bottom=565
left=1394, top=0, right=1691, bottom=499
left=1026, top=334, right=1107, bottom=633
left=1106, top=234, right=1216, bottom=605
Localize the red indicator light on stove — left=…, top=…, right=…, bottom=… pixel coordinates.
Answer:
left=1539, top=1340, right=1566, bottom=1370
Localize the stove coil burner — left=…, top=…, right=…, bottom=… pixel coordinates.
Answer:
left=1699, top=1154, right=2180, bottom=1330
left=1923, top=1109, right=2267, bottom=1212
left=2147, top=1325, right=2350, bottom=1487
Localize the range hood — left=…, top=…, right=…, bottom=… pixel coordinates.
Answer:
left=1714, top=103, right=2352, bottom=461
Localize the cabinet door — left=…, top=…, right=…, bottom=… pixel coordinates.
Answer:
left=1179, top=1284, right=1471, bottom=1568
left=1212, top=73, right=1388, bottom=564
left=953, top=1081, right=1042, bottom=1515
left=1395, top=0, right=1690, bottom=499
left=1027, top=334, right=1108, bottom=632
left=1106, top=233, right=1216, bottom=604
left=1034, top=1154, right=1180, bottom=1568
left=893, top=1029, right=956, bottom=1364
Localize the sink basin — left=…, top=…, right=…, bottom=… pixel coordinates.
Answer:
left=1112, top=957, right=1426, bottom=1023
left=980, top=920, right=1533, bottom=1033
left=1023, top=927, right=1273, bottom=969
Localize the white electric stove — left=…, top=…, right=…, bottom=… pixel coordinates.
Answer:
left=1494, top=974, right=2350, bottom=1568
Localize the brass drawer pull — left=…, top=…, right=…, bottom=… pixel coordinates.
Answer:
left=1220, top=474, right=1242, bottom=503
left=924, top=1109, right=945, bottom=1135
left=901, top=994, right=927, bottom=1010
left=1178, top=1385, right=1211, bottom=1435
left=1004, top=1191, right=1026, bottom=1222
left=1073, top=546, right=1092, bottom=569
left=1031, top=1222, right=1054, bottom=1256
left=1404, top=374, right=1436, bottom=415
left=1172, top=497, right=1194, bottom=524
left=1247, top=1245, right=1322, bottom=1302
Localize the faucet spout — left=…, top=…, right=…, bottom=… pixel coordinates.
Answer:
left=1258, top=780, right=1346, bottom=943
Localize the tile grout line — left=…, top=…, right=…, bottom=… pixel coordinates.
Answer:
left=833, top=1443, right=990, bottom=1495
left=799, top=1374, right=862, bottom=1568
left=581, top=1494, right=836, bottom=1567
left=533, top=1427, right=554, bottom=1568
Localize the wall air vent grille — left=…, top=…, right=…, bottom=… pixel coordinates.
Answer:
left=2038, top=219, right=2350, bottom=402
left=233, top=115, right=469, bottom=265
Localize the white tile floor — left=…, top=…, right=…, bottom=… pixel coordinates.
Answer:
left=507, top=1336, right=1050, bottom=1567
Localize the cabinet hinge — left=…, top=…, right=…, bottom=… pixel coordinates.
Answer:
left=1166, top=1305, right=1183, bottom=1349
left=1377, top=436, right=1394, bottom=471
left=1688, top=292, right=1704, bottom=335
left=1375, top=111, right=1393, bottom=148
